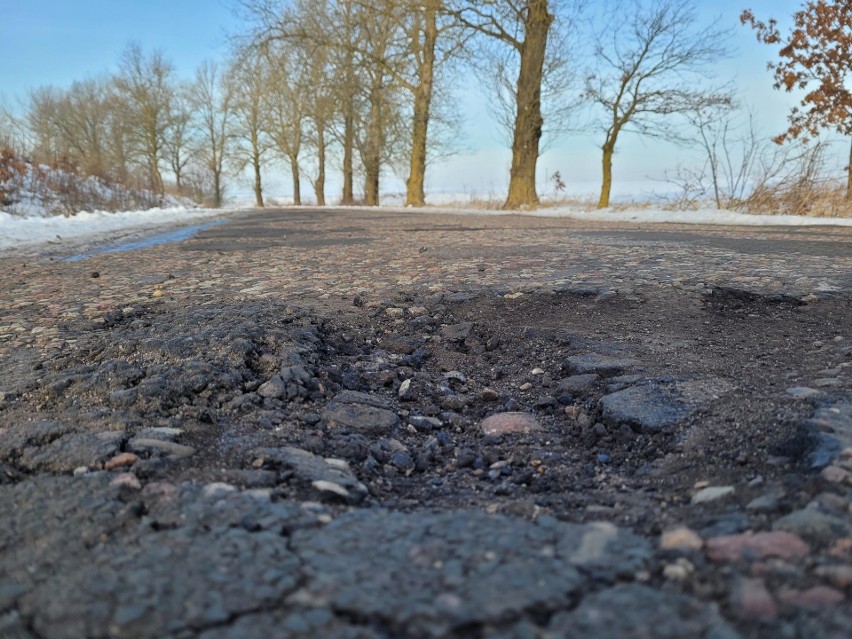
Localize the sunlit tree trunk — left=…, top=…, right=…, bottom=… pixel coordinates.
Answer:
left=405, top=1, right=439, bottom=207
left=504, top=0, right=552, bottom=209
left=315, top=122, right=327, bottom=206
left=598, top=141, right=615, bottom=209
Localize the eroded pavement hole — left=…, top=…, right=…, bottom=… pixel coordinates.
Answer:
left=1, top=288, right=850, bottom=638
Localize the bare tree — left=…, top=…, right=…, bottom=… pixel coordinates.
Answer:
left=104, top=91, right=134, bottom=186
left=114, top=43, right=176, bottom=195
left=586, top=0, right=730, bottom=208
left=164, top=86, right=196, bottom=194
left=191, top=61, right=234, bottom=207
left=227, top=48, right=274, bottom=207
left=299, top=39, right=338, bottom=206
left=480, top=2, right=585, bottom=156
left=265, top=42, right=309, bottom=205
left=452, top=0, right=555, bottom=209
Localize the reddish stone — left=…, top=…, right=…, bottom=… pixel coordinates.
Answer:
left=104, top=452, right=139, bottom=470
left=706, top=532, right=810, bottom=563
left=778, top=586, right=845, bottom=609
left=480, top=412, right=541, bottom=436
left=732, top=578, right=777, bottom=621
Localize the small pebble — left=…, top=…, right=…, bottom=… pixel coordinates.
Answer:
left=110, top=473, right=141, bottom=490
left=480, top=387, right=499, bottom=402
left=661, top=526, right=704, bottom=551
left=104, top=453, right=139, bottom=470
left=663, top=558, right=694, bottom=581
left=691, top=486, right=735, bottom=504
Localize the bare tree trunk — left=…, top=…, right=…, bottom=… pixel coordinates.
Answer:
left=847, top=137, right=852, bottom=200
left=341, top=26, right=356, bottom=206
left=150, top=156, right=164, bottom=196
left=290, top=154, right=301, bottom=206
left=342, top=111, right=355, bottom=204
left=253, top=155, right=264, bottom=207
left=315, top=122, right=326, bottom=206
left=598, top=140, right=614, bottom=209
left=364, top=83, right=383, bottom=207
left=213, top=169, right=222, bottom=208
left=504, top=0, right=553, bottom=210
left=406, top=3, right=438, bottom=208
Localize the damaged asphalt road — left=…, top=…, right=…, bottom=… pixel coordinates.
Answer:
left=0, top=209, right=851, bottom=638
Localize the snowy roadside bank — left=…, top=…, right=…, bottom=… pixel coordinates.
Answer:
left=0, top=207, right=233, bottom=251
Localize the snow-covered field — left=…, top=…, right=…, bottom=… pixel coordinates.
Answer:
left=2, top=197, right=851, bottom=253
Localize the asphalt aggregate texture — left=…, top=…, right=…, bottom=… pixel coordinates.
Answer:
left=1, top=208, right=851, bottom=638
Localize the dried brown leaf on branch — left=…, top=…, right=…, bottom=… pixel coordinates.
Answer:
left=742, top=1, right=852, bottom=197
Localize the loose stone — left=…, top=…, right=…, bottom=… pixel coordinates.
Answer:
left=398, top=379, right=413, bottom=400
left=773, top=507, right=852, bottom=544
left=660, top=526, right=704, bottom=551
left=706, top=531, right=810, bottom=562
left=821, top=465, right=851, bottom=483
left=691, top=486, right=735, bottom=504
left=129, top=438, right=196, bottom=458
left=480, top=413, right=541, bottom=436
left=104, top=453, right=139, bottom=470
left=662, top=558, right=694, bottom=580
left=777, top=586, right=845, bottom=610
left=480, top=387, right=499, bottom=402
left=110, top=473, right=141, bottom=490
left=257, top=376, right=286, bottom=399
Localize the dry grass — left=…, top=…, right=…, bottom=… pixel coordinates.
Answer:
left=742, top=178, right=851, bottom=218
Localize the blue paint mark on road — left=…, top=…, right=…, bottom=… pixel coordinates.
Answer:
left=62, top=220, right=226, bottom=262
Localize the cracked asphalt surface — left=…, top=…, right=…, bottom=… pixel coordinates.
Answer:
left=1, top=208, right=851, bottom=638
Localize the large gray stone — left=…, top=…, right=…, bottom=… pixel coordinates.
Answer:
left=600, top=383, right=692, bottom=432
left=324, top=395, right=399, bottom=435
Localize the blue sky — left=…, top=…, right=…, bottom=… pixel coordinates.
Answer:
left=0, top=0, right=837, bottom=200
